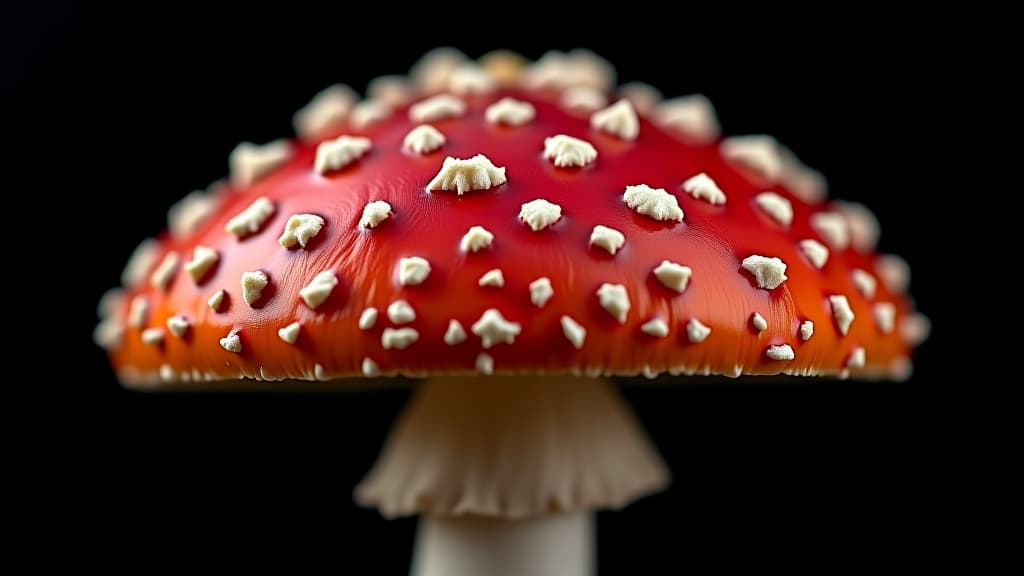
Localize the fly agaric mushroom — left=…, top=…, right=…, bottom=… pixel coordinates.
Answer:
left=95, top=48, right=929, bottom=576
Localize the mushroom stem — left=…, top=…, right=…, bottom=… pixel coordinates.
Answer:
left=412, top=511, right=593, bottom=576
left=356, top=376, right=669, bottom=575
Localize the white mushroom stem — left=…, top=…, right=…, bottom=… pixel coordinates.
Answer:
left=412, top=512, right=593, bottom=576
left=356, top=376, right=668, bottom=576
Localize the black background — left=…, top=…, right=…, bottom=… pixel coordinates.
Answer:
left=11, top=1, right=955, bottom=571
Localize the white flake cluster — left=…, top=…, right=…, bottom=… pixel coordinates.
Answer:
left=408, top=94, right=466, bottom=123
left=225, top=197, right=275, bottom=239
left=427, top=154, right=507, bottom=194
left=471, top=309, right=521, bottom=348
left=681, top=173, right=726, bottom=205
left=596, top=283, right=630, bottom=323
left=314, top=135, right=372, bottom=174
left=299, top=270, right=338, bottom=309
left=485, top=98, right=536, bottom=126
left=741, top=255, right=789, bottom=290
left=278, top=214, right=325, bottom=249
left=590, top=100, right=639, bottom=140
left=543, top=135, right=598, bottom=168
left=623, top=185, right=684, bottom=222
left=519, top=199, right=563, bottom=231
left=403, top=125, right=446, bottom=154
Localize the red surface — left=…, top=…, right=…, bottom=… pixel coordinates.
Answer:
left=104, top=89, right=919, bottom=386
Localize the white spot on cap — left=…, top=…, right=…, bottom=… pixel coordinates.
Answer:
left=300, top=270, right=338, bottom=309
left=408, top=94, right=466, bottom=123
left=168, top=190, right=217, bottom=240
left=427, top=154, right=507, bottom=195
left=590, top=99, right=639, bottom=140
left=471, top=309, right=522, bottom=348
left=97, top=288, right=125, bottom=320
left=278, top=214, right=325, bottom=249
left=561, top=315, right=587, bottom=349
left=150, top=251, right=179, bottom=291
left=166, top=316, right=190, bottom=338
left=411, top=47, right=468, bottom=92
left=751, top=313, right=768, bottom=332
left=381, top=327, right=419, bottom=350
left=293, top=84, right=357, bottom=140
left=225, top=197, right=275, bottom=239
left=846, top=347, right=866, bottom=368
left=518, top=199, right=563, bottom=231
left=589, top=225, right=625, bottom=255
left=653, top=95, right=719, bottom=143
left=121, top=238, right=159, bottom=287
left=349, top=99, right=392, bottom=128
left=810, top=212, right=850, bottom=250
left=444, top=319, right=467, bottom=345
left=852, top=269, right=877, bottom=299
left=185, top=246, right=218, bottom=283
left=358, top=308, right=378, bottom=330
left=129, top=295, right=148, bottom=328
left=783, top=158, right=828, bottom=204
left=478, top=269, right=505, bottom=288
left=653, top=260, right=692, bottom=293
left=94, top=319, right=123, bottom=351
left=278, top=322, right=300, bottom=344
left=314, top=363, right=328, bottom=381
left=387, top=300, right=416, bottom=324
left=561, top=86, right=608, bottom=112
left=403, top=125, right=446, bottom=154
left=362, top=357, right=380, bottom=377
left=754, top=192, right=793, bottom=227
left=141, top=327, right=165, bottom=346
left=398, top=256, right=431, bottom=286
left=618, top=82, right=663, bottom=115
left=160, top=364, right=175, bottom=382
left=800, top=320, right=815, bottom=341
left=523, top=50, right=614, bottom=91
left=876, top=254, right=911, bottom=293
left=681, top=173, right=726, bottom=205
left=207, top=289, right=226, bottom=312
left=475, top=353, right=494, bottom=375
left=359, top=200, right=393, bottom=229
left=367, top=75, right=412, bottom=107
left=479, top=49, right=527, bottom=85
left=623, top=184, right=684, bottom=222
left=460, top=225, right=494, bottom=253
left=900, top=313, right=930, bottom=346
left=721, top=135, right=783, bottom=181
left=641, top=317, right=669, bottom=338
left=873, top=303, right=896, bottom=334
left=596, top=283, right=630, bottom=323
left=529, top=277, right=554, bottom=308
left=230, top=140, right=292, bottom=188
left=314, top=135, right=372, bottom=174
left=448, top=64, right=495, bottom=95
left=799, top=239, right=829, bottom=269
left=766, top=344, right=795, bottom=361
left=543, top=134, right=598, bottom=168
left=829, top=295, right=855, bottom=335
left=219, top=330, right=242, bottom=353
left=835, top=201, right=880, bottom=252
left=485, top=97, right=536, bottom=126
left=686, top=318, right=711, bottom=343
left=241, top=271, right=268, bottom=307
left=742, top=255, right=789, bottom=290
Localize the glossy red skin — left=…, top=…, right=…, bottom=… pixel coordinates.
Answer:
left=107, top=89, right=916, bottom=386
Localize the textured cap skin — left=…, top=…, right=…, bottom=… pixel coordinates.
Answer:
left=96, top=50, right=925, bottom=387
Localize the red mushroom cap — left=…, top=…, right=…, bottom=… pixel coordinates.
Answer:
left=95, top=49, right=927, bottom=387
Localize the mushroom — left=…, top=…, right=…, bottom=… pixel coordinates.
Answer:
left=95, top=48, right=928, bottom=576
